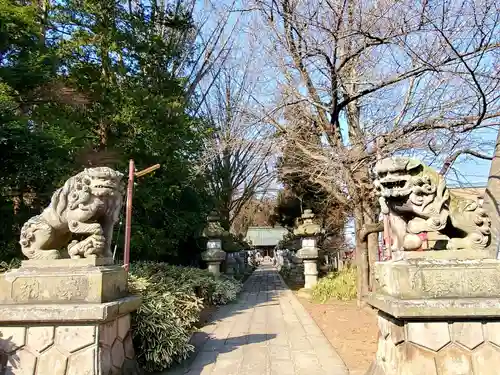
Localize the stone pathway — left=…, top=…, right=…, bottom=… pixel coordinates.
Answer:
left=164, top=265, right=349, bottom=375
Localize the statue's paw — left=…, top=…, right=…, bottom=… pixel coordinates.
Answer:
left=403, top=234, right=422, bottom=251
left=20, top=231, right=34, bottom=241
left=68, top=240, right=82, bottom=257
left=67, top=240, right=79, bottom=250
left=446, top=239, right=462, bottom=250
left=427, top=217, right=444, bottom=230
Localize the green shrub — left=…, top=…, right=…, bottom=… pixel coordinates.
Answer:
left=129, top=262, right=243, bottom=372
left=311, top=267, right=357, bottom=303
left=0, top=258, right=21, bottom=273
left=279, top=266, right=291, bottom=281
left=129, top=262, right=218, bottom=303
left=128, top=273, right=203, bottom=372
left=212, top=277, right=242, bottom=305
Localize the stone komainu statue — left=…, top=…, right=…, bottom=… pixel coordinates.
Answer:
left=19, top=167, right=125, bottom=260
left=374, top=157, right=491, bottom=252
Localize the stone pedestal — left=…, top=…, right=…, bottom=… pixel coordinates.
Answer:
left=302, top=260, right=318, bottom=289
left=0, top=258, right=141, bottom=375
left=207, top=261, right=222, bottom=276
left=365, top=256, right=500, bottom=375
left=297, top=247, right=319, bottom=289
left=202, top=248, right=226, bottom=277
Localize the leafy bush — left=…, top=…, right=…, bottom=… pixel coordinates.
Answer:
left=279, top=266, right=291, bottom=281
left=0, top=258, right=21, bottom=273
left=311, top=267, right=357, bottom=303
left=129, top=262, right=243, bottom=372
left=212, top=277, right=242, bottom=305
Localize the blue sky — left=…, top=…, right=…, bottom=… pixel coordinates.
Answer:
left=186, top=0, right=499, bottom=248
left=190, top=0, right=498, bottom=186
left=435, top=126, right=498, bottom=187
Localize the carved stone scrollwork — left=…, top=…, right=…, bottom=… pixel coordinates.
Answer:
left=19, top=167, right=125, bottom=260
left=374, top=157, right=491, bottom=252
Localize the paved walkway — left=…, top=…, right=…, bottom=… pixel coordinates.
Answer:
left=165, top=265, right=349, bottom=375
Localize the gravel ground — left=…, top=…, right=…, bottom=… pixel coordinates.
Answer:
left=296, top=297, right=378, bottom=375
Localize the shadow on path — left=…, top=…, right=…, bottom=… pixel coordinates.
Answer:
left=157, top=265, right=349, bottom=375
left=158, top=266, right=281, bottom=375
left=162, top=332, right=275, bottom=375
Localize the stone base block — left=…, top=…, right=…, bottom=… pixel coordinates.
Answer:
left=303, top=259, right=318, bottom=289
left=0, top=309, right=141, bottom=375
left=0, top=260, right=128, bottom=304
left=366, top=311, right=500, bottom=375
left=367, top=293, right=500, bottom=319
left=207, top=262, right=221, bottom=276
left=304, top=274, right=317, bottom=289
left=374, top=258, right=500, bottom=300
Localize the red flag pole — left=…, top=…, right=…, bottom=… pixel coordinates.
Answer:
left=123, top=159, right=135, bottom=272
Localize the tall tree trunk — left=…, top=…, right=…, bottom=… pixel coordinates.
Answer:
left=482, top=128, right=500, bottom=258
left=354, top=205, right=369, bottom=305
left=220, top=147, right=233, bottom=231
left=220, top=206, right=231, bottom=232
left=37, top=0, right=49, bottom=44
left=363, top=199, right=379, bottom=290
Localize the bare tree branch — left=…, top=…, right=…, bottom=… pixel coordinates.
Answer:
left=247, top=0, right=500, bottom=299
left=198, top=62, right=276, bottom=231
left=441, top=149, right=493, bottom=175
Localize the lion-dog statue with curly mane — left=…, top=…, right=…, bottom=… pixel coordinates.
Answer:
left=374, top=157, right=491, bottom=253
left=19, top=167, right=124, bottom=260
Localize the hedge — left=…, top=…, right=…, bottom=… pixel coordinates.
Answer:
left=128, top=262, right=243, bottom=372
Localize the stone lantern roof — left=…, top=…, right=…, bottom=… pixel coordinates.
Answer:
left=202, top=211, right=229, bottom=239
left=293, top=209, right=324, bottom=237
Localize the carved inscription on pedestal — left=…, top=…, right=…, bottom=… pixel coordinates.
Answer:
left=12, top=276, right=89, bottom=303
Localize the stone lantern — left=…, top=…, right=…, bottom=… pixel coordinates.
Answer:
left=294, top=209, right=324, bottom=289
left=202, top=212, right=227, bottom=276
left=225, top=253, right=237, bottom=276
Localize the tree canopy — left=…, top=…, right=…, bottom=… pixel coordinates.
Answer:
left=0, top=0, right=214, bottom=263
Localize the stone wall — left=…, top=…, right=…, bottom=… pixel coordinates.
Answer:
left=225, top=252, right=247, bottom=276
left=0, top=314, right=138, bottom=375
left=276, top=249, right=304, bottom=285
left=288, top=262, right=305, bottom=284
left=370, top=311, right=500, bottom=375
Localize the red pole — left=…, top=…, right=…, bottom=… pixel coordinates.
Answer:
left=123, top=159, right=135, bottom=272
left=383, top=215, right=392, bottom=260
